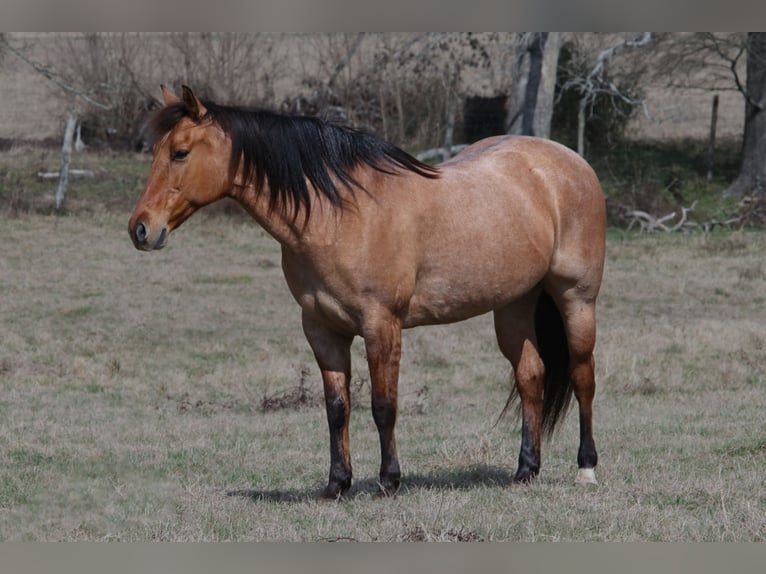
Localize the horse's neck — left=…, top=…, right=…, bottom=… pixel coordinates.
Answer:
left=225, top=184, right=293, bottom=246
left=227, top=183, right=339, bottom=253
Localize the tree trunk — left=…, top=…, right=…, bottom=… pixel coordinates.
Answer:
left=707, top=94, right=719, bottom=182
left=378, top=81, right=389, bottom=141
left=443, top=92, right=457, bottom=158
left=727, top=32, right=766, bottom=196
left=507, top=32, right=561, bottom=138
left=533, top=32, right=560, bottom=139
left=55, top=112, right=78, bottom=211
left=395, top=80, right=405, bottom=144
left=577, top=97, right=587, bottom=157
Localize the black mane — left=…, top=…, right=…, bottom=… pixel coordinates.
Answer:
left=149, top=100, right=440, bottom=219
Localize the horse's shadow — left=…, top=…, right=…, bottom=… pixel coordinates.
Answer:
left=226, top=464, right=514, bottom=503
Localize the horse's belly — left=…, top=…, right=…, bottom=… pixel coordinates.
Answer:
left=403, top=300, right=494, bottom=327
left=403, top=272, right=541, bottom=328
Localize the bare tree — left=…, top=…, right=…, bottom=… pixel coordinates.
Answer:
left=292, top=33, right=497, bottom=154
left=0, top=34, right=112, bottom=111
left=0, top=33, right=116, bottom=209
left=725, top=33, right=766, bottom=197
left=290, top=33, right=372, bottom=125
left=165, top=33, right=287, bottom=106
left=657, top=32, right=766, bottom=197
left=559, top=33, right=653, bottom=156
left=411, top=33, right=492, bottom=155
left=507, top=32, right=561, bottom=139
left=653, top=32, right=747, bottom=93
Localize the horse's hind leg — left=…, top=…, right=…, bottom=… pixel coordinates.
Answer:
left=494, top=292, right=546, bottom=482
left=552, top=288, right=599, bottom=485
left=302, top=313, right=354, bottom=499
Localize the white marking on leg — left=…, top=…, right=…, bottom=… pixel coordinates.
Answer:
left=575, top=467, right=597, bottom=485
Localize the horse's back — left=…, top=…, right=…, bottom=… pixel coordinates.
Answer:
left=436, top=135, right=605, bottom=251
left=446, top=135, right=601, bottom=200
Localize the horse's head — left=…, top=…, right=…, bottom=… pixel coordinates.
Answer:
left=128, top=86, right=231, bottom=251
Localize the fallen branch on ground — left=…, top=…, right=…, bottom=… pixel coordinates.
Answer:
left=625, top=201, right=697, bottom=233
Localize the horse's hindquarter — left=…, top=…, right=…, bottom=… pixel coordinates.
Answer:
left=518, top=137, right=607, bottom=298
left=406, top=137, right=606, bottom=326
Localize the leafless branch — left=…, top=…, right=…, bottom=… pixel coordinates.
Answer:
left=563, top=32, right=653, bottom=111
left=0, top=35, right=112, bottom=110
left=706, top=33, right=762, bottom=110
left=327, top=32, right=367, bottom=88
left=589, top=32, right=653, bottom=84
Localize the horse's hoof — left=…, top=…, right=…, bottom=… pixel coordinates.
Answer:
left=574, top=468, right=597, bottom=486
left=319, top=492, right=343, bottom=502
left=376, top=479, right=400, bottom=498
left=319, top=482, right=350, bottom=501
left=513, top=467, right=539, bottom=484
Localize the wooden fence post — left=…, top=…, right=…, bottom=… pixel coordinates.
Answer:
left=55, top=112, right=78, bottom=211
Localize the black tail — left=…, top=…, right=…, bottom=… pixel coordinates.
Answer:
left=495, top=290, right=574, bottom=436
left=535, top=290, right=573, bottom=437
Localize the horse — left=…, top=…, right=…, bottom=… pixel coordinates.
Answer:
left=129, top=85, right=606, bottom=499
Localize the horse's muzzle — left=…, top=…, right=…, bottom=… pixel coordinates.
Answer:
left=130, top=219, right=168, bottom=251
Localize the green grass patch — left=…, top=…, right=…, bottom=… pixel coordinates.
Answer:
left=0, top=147, right=150, bottom=214
left=57, top=305, right=96, bottom=319
left=720, top=438, right=766, bottom=457
left=590, top=138, right=745, bottom=227
left=9, top=447, right=55, bottom=467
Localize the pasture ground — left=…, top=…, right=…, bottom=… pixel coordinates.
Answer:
left=1, top=205, right=765, bottom=541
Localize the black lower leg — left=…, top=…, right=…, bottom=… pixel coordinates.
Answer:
left=577, top=412, right=598, bottom=469
left=322, top=395, right=351, bottom=499
left=514, top=416, right=540, bottom=483
left=372, top=400, right=400, bottom=496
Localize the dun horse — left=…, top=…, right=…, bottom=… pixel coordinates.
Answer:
left=129, top=86, right=606, bottom=498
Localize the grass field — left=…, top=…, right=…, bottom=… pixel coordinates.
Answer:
left=1, top=205, right=765, bottom=541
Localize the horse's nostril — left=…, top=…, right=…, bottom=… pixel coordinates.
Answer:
left=136, top=221, right=148, bottom=243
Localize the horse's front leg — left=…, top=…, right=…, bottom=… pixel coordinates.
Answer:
left=363, top=314, right=403, bottom=496
left=302, top=313, right=354, bottom=499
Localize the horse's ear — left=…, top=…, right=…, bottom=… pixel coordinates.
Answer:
left=181, top=85, right=207, bottom=120
left=160, top=85, right=180, bottom=106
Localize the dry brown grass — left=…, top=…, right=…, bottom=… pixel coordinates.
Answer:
left=1, top=211, right=765, bottom=541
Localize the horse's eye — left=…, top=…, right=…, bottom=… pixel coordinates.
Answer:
left=172, top=150, right=190, bottom=162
